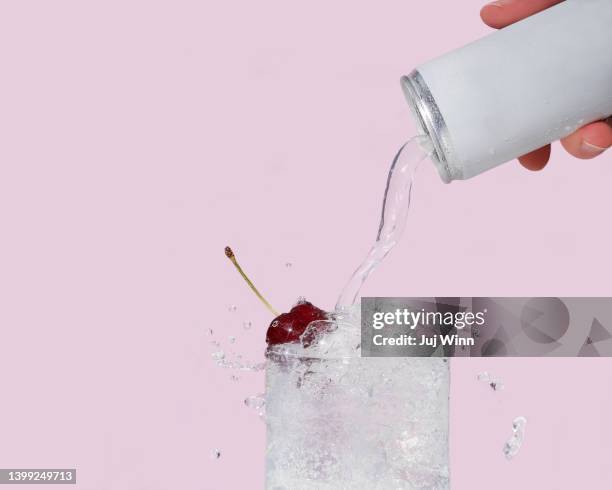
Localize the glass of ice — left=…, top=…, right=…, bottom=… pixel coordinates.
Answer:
left=265, top=308, right=450, bottom=489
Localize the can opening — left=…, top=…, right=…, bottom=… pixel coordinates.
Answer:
left=401, top=71, right=454, bottom=183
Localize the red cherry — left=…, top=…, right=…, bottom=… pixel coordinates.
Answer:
left=265, top=301, right=327, bottom=345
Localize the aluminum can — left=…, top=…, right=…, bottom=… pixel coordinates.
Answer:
left=402, top=0, right=612, bottom=182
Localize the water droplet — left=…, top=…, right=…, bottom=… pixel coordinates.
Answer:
left=243, top=321, right=252, bottom=330
left=513, top=416, right=527, bottom=431
left=244, top=394, right=265, bottom=409
left=210, top=449, right=221, bottom=460
left=211, top=351, right=225, bottom=361
left=207, top=328, right=214, bottom=336
left=295, top=296, right=306, bottom=305
left=477, top=372, right=503, bottom=391
left=229, top=336, right=236, bottom=344
left=240, top=361, right=265, bottom=372
left=244, top=394, right=266, bottom=418
left=230, top=375, right=240, bottom=382
left=228, top=305, right=237, bottom=312
left=271, top=320, right=279, bottom=328
left=503, top=416, right=527, bottom=460
left=490, top=381, right=504, bottom=391
left=285, top=262, right=293, bottom=268
left=578, top=118, right=585, bottom=125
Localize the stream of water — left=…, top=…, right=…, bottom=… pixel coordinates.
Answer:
left=335, top=135, right=433, bottom=309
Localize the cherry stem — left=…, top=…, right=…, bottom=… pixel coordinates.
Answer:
left=224, top=246, right=279, bottom=316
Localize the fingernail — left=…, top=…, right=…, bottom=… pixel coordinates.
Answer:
left=489, top=0, right=513, bottom=7
left=581, top=141, right=608, bottom=157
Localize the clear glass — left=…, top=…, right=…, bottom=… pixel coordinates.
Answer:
left=265, top=344, right=449, bottom=489
left=265, top=135, right=445, bottom=488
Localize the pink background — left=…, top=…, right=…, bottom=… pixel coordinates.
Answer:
left=0, top=0, right=610, bottom=488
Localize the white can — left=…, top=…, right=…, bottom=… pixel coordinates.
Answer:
left=402, top=0, right=612, bottom=183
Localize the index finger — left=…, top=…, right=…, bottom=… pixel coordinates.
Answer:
left=481, top=0, right=564, bottom=29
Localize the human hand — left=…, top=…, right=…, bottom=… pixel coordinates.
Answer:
left=480, top=0, right=612, bottom=170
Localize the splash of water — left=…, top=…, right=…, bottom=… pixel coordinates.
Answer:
left=503, top=416, right=527, bottom=460
left=336, top=135, right=432, bottom=309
